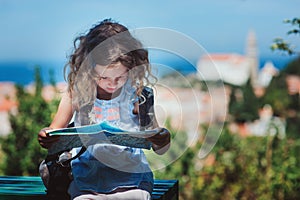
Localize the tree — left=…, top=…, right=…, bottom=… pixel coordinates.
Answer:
left=263, top=57, right=300, bottom=139
left=268, top=17, right=300, bottom=138
left=0, top=67, right=59, bottom=175
left=228, top=80, right=259, bottom=123
left=271, top=18, right=300, bottom=55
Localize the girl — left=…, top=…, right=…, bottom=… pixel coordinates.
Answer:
left=38, top=19, right=170, bottom=200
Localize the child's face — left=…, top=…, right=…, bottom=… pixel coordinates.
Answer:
left=94, top=63, right=129, bottom=94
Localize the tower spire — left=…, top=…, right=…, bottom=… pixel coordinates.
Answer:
left=246, top=30, right=259, bottom=87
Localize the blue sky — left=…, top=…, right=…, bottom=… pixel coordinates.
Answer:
left=0, top=0, right=299, bottom=64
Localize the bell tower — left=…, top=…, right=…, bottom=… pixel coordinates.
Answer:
left=245, top=30, right=259, bottom=87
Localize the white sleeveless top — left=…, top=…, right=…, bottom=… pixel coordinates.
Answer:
left=69, top=80, right=153, bottom=196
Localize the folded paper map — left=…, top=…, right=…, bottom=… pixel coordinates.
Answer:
left=46, top=122, right=160, bottom=155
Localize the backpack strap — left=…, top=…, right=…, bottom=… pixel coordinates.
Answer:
left=45, top=145, right=87, bottom=167
left=57, top=146, right=87, bottom=167
left=46, top=122, right=87, bottom=166
left=138, top=87, right=155, bottom=131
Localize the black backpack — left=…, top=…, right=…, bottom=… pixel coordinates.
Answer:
left=42, top=87, right=155, bottom=200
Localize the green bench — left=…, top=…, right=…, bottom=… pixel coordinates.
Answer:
left=0, top=176, right=178, bottom=200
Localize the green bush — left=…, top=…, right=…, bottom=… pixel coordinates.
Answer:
left=0, top=67, right=59, bottom=176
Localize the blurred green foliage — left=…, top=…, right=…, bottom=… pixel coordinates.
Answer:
left=271, top=17, right=300, bottom=55
left=228, top=79, right=259, bottom=123
left=263, top=57, right=300, bottom=138
left=0, top=67, right=59, bottom=175
left=155, top=56, right=300, bottom=199
left=154, top=125, right=300, bottom=199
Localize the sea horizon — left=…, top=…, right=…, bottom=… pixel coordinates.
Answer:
left=0, top=54, right=297, bottom=86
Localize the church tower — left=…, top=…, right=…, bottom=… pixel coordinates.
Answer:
left=245, top=30, right=259, bottom=87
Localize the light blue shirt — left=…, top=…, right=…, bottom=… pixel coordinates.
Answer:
left=69, top=81, right=153, bottom=197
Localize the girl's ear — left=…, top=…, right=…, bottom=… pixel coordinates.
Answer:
left=133, top=101, right=139, bottom=115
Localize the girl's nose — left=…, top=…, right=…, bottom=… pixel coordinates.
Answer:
left=108, top=78, right=118, bottom=86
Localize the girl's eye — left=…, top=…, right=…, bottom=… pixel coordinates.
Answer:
left=100, top=77, right=108, bottom=80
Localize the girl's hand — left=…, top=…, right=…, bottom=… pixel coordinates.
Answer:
left=147, top=128, right=171, bottom=155
left=38, top=127, right=60, bottom=149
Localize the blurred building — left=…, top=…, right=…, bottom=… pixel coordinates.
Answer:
left=257, top=61, right=279, bottom=87
left=197, top=53, right=250, bottom=86
left=286, top=75, right=300, bottom=95
left=0, top=82, right=67, bottom=136
left=197, top=30, right=277, bottom=90
left=0, top=82, right=17, bottom=136
left=230, top=104, right=286, bottom=138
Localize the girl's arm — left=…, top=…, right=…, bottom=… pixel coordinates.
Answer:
left=134, top=99, right=171, bottom=155
left=49, top=92, right=74, bottom=129
left=148, top=115, right=171, bottom=155
left=38, top=92, right=74, bottom=149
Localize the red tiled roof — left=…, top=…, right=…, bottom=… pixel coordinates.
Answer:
left=0, top=98, right=17, bottom=112
left=201, top=53, right=246, bottom=64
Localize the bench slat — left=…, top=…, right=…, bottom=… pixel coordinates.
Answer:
left=0, top=176, right=178, bottom=200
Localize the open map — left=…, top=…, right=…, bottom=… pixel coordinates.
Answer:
left=46, top=121, right=160, bottom=155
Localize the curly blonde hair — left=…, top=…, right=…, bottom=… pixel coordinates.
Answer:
left=64, top=19, right=155, bottom=112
